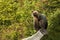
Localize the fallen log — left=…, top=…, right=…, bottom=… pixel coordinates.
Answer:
left=22, top=29, right=47, bottom=40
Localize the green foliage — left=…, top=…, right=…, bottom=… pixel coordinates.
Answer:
left=0, top=0, right=60, bottom=40
left=0, top=0, right=35, bottom=40
left=41, top=0, right=60, bottom=40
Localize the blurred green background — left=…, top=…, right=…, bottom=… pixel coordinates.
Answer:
left=0, top=0, right=60, bottom=40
